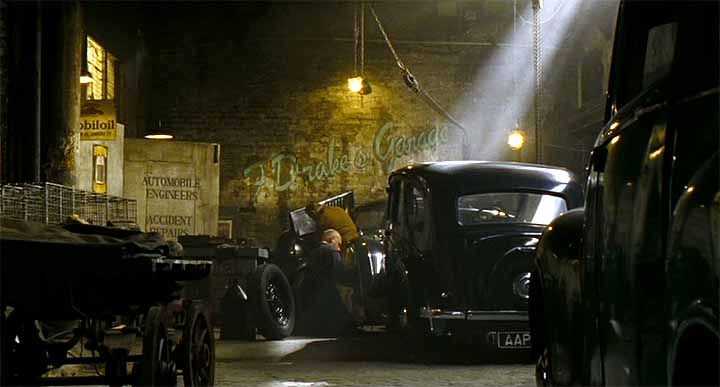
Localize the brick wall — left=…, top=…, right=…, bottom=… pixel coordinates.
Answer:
left=139, top=1, right=614, bottom=247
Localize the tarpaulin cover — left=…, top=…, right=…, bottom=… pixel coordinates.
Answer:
left=0, top=218, right=175, bottom=258
left=1, top=219, right=208, bottom=317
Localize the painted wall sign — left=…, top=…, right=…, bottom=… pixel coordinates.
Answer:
left=124, top=140, right=219, bottom=241
left=143, top=176, right=202, bottom=201
left=243, top=122, right=450, bottom=202
left=92, top=145, right=108, bottom=193
left=80, top=100, right=117, bottom=140
left=143, top=175, right=200, bottom=238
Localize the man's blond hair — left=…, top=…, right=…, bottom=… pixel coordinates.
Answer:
left=321, top=228, right=342, bottom=244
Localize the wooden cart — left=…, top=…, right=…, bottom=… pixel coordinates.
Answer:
left=0, top=219, right=215, bottom=386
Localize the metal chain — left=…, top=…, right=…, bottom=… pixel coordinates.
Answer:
left=368, top=3, right=406, bottom=71
left=368, top=2, right=471, bottom=158
left=520, top=0, right=569, bottom=25
left=353, top=2, right=359, bottom=76
left=360, top=2, right=365, bottom=77
left=533, top=2, right=543, bottom=163
left=512, top=0, right=518, bottom=96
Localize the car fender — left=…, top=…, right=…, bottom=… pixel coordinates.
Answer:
left=532, top=208, right=585, bottom=386
left=666, top=153, right=719, bottom=386
left=667, top=313, right=719, bottom=386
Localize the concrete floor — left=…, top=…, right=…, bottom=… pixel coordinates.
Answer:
left=213, top=332, right=535, bottom=387
left=44, top=330, right=535, bottom=386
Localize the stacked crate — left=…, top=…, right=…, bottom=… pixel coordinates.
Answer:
left=0, top=182, right=137, bottom=226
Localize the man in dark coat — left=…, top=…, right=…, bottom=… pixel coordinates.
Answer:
left=295, top=229, right=355, bottom=337
left=306, top=202, right=364, bottom=322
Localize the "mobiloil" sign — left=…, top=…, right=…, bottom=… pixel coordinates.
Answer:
left=80, top=100, right=117, bottom=140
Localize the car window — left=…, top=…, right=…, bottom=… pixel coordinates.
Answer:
left=457, top=192, right=568, bottom=226
left=392, top=180, right=407, bottom=237
left=642, top=22, right=677, bottom=89
left=609, top=2, right=680, bottom=112
left=354, top=204, right=385, bottom=233
left=408, top=185, right=430, bottom=251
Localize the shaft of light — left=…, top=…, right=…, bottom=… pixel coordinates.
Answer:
left=451, top=0, right=584, bottom=160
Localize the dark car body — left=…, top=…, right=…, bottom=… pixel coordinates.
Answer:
left=384, top=161, right=583, bottom=352
left=272, top=192, right=389, bottom=326
left=530, top=1, right=719, bottom=386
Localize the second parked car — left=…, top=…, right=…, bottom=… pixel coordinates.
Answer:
left=384, top=161, right=583, bottom=356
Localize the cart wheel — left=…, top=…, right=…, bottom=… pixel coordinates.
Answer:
left=137, top=306, right=177, bottom=387
left=3, top=309, right=48, bottom=383
left=291, top=270, right=305, bottom=321
left=219, top=286, right=256, bottom=341
left=181, top=304, right=215, bottom=387
left=1, top=310, right=9, bottom=386
left=250, top=264, right=295, bottom=340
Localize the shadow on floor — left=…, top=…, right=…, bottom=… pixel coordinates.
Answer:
left=267, top=331, right=534, bottom=365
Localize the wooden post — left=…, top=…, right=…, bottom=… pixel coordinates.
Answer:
left=40, top=0, right=81, bottom=186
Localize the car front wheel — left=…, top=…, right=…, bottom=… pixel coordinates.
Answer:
left=250, top=264, right=296, bottom=340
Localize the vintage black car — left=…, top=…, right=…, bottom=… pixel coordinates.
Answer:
left=272, top=192, right=389, bottom=329
left=352, top=199, right=387, bottom=243
left=383, top=161, right=583, bottom=354
left=530, top=1, right=719, bottom=386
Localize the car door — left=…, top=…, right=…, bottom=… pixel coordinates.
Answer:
left=663, top=2, right=719, bottom=385
left=585, top=2, right=683, bottom=385
left=385, top=175, right=434, bottom=319
left=384, top=176, right=411, bottom=319
left=404, top=180, right=434, bottom=308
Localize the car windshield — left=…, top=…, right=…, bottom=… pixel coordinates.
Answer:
left=457, top=192, right=567, bottom=226
left=290, top=208, right=317, bottom=237
left=353, top=203, right=386, bottom=233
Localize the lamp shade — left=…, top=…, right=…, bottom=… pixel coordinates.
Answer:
left=144, top=120, right=174, bottom=140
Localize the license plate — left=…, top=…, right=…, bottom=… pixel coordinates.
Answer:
left=497, top=331, right=531, bottom=349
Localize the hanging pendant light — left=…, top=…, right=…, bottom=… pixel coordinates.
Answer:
left=144, top=120, right=174, bottom=140
left=347, top=2, right=371, bottom=95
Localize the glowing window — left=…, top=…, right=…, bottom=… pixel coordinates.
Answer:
left=86, top=36, right=117, bottom=100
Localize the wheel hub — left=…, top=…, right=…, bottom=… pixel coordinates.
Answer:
left=192, top=343, right=211, bottom=368
left=266, top=281, right=290, bottom=326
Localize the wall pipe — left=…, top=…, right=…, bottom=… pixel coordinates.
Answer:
left=33, top=0, right=41, bottom=181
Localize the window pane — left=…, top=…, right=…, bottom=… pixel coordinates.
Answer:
left=396, top=182, right=407, bottom=235
left=642, top=22, right=677, bottom=88
left=354, top=205, right=385, bottom=234
left=87, top=36, right=105, bottom=100
left=107, top=53, right=117, bottom=100
left=457, top=192, right=567, bottom=226
left=410, top=186, right=429, bottom=250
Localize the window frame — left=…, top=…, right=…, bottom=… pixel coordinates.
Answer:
left=85, top=35, right=117, bottom=101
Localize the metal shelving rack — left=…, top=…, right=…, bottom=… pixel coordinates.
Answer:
left=0, top=182, right=137, bottom=226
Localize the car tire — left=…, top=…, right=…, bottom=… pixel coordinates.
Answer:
left=249, top=264, right=296, bottom=340
left=536, top=347, right=553, bottom=386
left=529, top=270, right=553, bottom=384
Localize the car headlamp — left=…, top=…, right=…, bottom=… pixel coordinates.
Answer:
left=513, top=272, right=531, bottom=299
